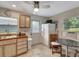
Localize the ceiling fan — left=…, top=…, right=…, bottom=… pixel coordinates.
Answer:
left=24, top=1, right=51, bottom=10
left=33, top=1, right=39, bottom=12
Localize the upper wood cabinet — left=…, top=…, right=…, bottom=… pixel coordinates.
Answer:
left=19, top=15, right=30, bottom=28
left=26, top=16, right=30, bottom=28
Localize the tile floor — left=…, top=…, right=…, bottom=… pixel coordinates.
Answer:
left=19, top=43, right=79, bottom=57
left=19, top=44, right=61, bottom=57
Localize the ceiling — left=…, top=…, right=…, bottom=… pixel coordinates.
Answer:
left=0, top=1, right=79, bottom=17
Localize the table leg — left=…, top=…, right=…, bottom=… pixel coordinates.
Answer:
left=65, top=45, right=68, bottom=57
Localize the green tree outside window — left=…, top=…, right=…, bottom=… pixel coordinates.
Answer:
left=64, top=17, right=79, bottom=32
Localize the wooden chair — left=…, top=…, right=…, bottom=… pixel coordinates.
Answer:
left=49, top=34, right=58, bottom=48
left=51, top=42, right=62, bottom=56
left=49, top=34, right=62, bottom=56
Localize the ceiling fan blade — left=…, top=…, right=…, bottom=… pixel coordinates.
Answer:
left=24, top=1, right=50, bottom=9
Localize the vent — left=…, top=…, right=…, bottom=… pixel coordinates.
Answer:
left=40, top=5, right=50, bottom=8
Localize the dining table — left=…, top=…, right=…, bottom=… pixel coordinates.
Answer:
left=57, top=39, right=79, bottom=57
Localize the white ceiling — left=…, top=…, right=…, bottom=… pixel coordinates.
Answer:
left=0, top=1, right=79, bottom=17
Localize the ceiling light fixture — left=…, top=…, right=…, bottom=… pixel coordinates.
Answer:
left=34, top=8, right=39, bottom=12
left=33, top=1, right=39, bottom=12
left=12, top=4, right=16, bottom=7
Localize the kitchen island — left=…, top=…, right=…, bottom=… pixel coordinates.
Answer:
left=0, top=33, right=28, bottom=57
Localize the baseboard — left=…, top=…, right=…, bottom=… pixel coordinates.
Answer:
left=16, top=51, right=28, bottom=57
left=31, top=42, right=49, bottom=48
left=41, top=43, right=49, bottom=47
left=31, top=42, right=43, bottom=47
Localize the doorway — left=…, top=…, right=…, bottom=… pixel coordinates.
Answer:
left=31, top=21, right=42, bottom=45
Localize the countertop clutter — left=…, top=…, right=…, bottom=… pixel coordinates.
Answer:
left=0, top=33, right=28, bottom=57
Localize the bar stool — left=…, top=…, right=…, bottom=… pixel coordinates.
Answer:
left=51, top=42, right=62, bottom=56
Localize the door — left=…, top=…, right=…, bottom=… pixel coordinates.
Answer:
left=31, top=21, right=42, bottom=45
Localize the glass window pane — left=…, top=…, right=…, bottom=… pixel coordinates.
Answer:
left=0, top=16, right=18, bottom=33
left=32, top=21, right=40, bottom=33
left=64, top=17, right=79, bottom=32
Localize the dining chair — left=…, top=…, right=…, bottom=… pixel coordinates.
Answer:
left=51, top=42, right=62, bottom=56
left=49, top=34, right=58, bottom=48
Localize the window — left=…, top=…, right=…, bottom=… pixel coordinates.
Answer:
left=64, top=17, right=79, bottom=32
left=0, top=16, right=18, bottom=33
left=31, top=21, right=40, bottom=33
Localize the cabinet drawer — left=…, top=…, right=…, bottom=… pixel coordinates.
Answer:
left=17, top=41, right=27, bottom=45
left=17, top=44, right=27, bottom=49
left=17, top=48, right=27, bottom=54
left=4, top=39, right=16, bottom=45
left=17, top=38, right=27, bottom=42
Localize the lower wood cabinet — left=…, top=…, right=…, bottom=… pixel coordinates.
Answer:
left=16, top=37, right=28, bottom=55
left=17, top=48, right=27, bottom=55
left=4, top=44, right=16, bottom=57
left=0, top=46, right=3, bottom=57
left=0, top=36, right=28, bottom=57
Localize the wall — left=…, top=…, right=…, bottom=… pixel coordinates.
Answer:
left=49, top=7, right=79, bottom=40
left=0, top=7, right=19, bottom=19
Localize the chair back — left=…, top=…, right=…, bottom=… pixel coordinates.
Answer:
left=49, top=34, right=58, bottom=42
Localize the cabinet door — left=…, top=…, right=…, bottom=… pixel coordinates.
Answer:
left=19, top=15, right=26, bottom=28
left=19, top=15, right=30, bottom=28
left=26, top=16, right=30, bottom=28
left=0, top=41, right=3, bottom=57
left=4, top=44, right=16, bottom=57
left=0, top=46, right=3, bottom=57
left=3, top=39, right=16, bottom=56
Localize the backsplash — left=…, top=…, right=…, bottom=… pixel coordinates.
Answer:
left=0, top=25, right=18, bottom=33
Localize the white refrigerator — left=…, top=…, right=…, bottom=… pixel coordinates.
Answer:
left=41, top=24, right=56, bottom=46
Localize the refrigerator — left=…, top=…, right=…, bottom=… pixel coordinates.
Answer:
left=41, top=23, right=56, bottom=46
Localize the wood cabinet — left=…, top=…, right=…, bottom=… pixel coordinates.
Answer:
left=0, top=34, right=28, bottom=57
left=19, top=15, right=30, bottom=28
left=16, top=37, right=28, bottom=55
left=19, top=16, right=26, bottom=28
left=4, top=44, right=16, bottom=57
left=26, top=16, right=30, bottom=28
left=19, top=15, right=30, bottom=33
left=0, top=40, right=16, bottom=57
